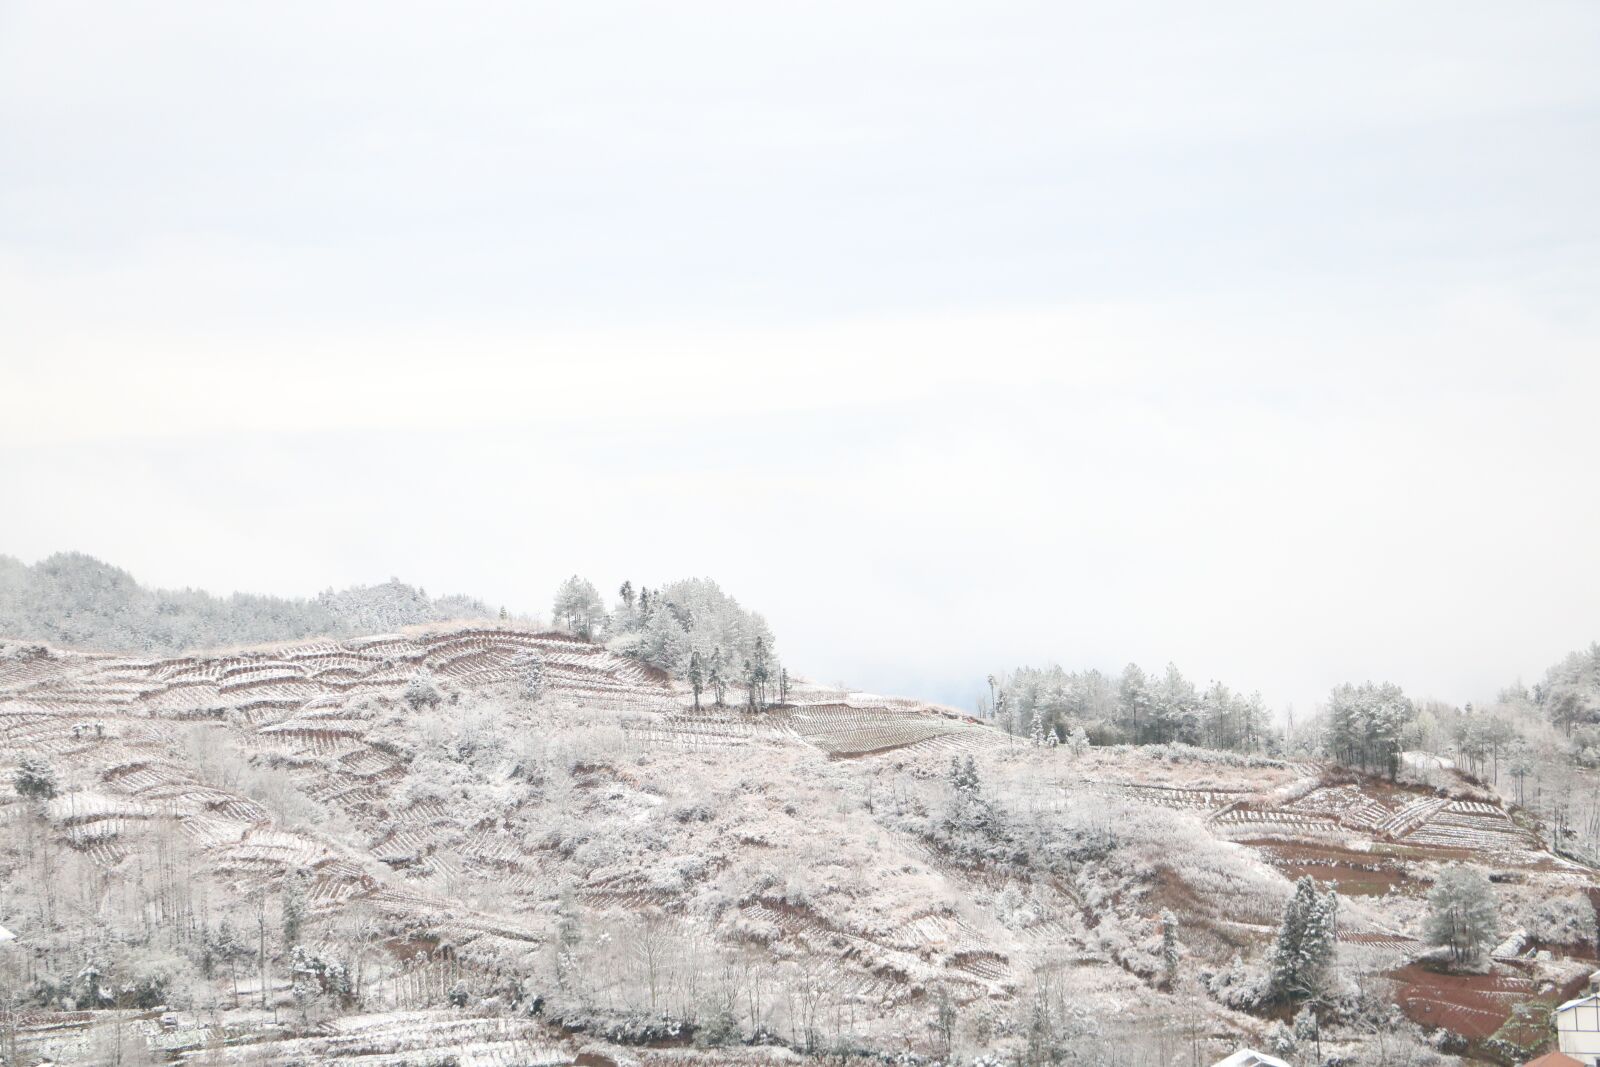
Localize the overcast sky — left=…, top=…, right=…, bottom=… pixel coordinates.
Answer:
left=3, top=1, right=1598, bottom=714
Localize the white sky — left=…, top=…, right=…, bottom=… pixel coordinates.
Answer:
left=2, top=1, right=1598, bottom=715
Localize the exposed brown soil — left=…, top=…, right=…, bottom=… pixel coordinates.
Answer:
left=1388, top=963, right=1537, bottom=1040
left=1242, top=839, right=1417, bottom=896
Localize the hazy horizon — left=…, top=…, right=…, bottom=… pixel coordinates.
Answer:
left=4, top=2, right=1598, bottom=717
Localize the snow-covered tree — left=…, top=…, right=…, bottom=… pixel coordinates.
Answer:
left=1269, top=876, right=1338, bottom=1000
left=749, top=636, right=772, bottom=710
left=1029, top=708, right=1045, bottom=747
left=552, top=575, right=606, bottom=639
left=688, top=650, right=704, bottom=712
left=282, top=872, right=307, bottom=947
left=1323, top=681, right=1414, bottom=779
left=289, top=945, right=351, bottom=1018
left=513, top=650, right=545, bottom=701
left=13, top=754, right=58, bottom=800
left=708, top=646, right=728, bottom=706
left=608, top=577, right=776, bottom=682
left=1424, top=864, right=1498, bottom=965
left=1160, top=909, right=1179, bottom=989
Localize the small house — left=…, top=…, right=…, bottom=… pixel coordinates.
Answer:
left=1212, top=1051, right=1292, bottom=1067
left=1554, top=990, right=1600, bottom=1066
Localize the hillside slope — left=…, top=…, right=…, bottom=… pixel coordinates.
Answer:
left=0, top=552, right=494, bottom=653
left=0, top=629, right=1596, bottom=1065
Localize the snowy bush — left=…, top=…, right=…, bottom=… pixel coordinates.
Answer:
left=1206, top=954, right=1271, bottom=1010
left=513, top=649, right=545, bottom=700
left=1265, top=1020, right=1296, bottom=1055
left=403, top=672, right=443, bottom=711
left=1524, top=891, right=1597, bottom=946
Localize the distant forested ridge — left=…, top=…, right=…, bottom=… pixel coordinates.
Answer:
left=990, top=662, right=1273, bottom=754
left=0, top=552, right=493, bottom=653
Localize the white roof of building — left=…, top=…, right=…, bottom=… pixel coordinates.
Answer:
left=1557, top=992, right=1600, bottom=1013
left=1213, top=1052, right=1292, bottom=1067
left=0, top=924, right=15, bottom=943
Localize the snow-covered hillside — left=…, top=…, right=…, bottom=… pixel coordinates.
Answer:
left=1, top=627, right=1596, bottom=1065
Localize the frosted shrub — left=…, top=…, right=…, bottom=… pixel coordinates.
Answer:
left=1526, top=892, right=1597, bottom=945
left=1265, top=1020, right=1296, bottom=1055
left=643, top=853, right=709, bottom=893
left=994, top=883, right=1044, bottom=930
left=1207, top=954, right=1270, bottom=1010
left=782, top=874, right=814, bottom=907
left=403, top=672, right=443, bottom=711
left=513, top=649, right=545, bottom=701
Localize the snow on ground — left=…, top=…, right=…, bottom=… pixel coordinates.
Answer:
left=1, top=626, right=1595, bottom=1063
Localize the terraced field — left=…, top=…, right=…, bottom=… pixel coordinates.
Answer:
left=5, top=629, right=1597, bottom=1064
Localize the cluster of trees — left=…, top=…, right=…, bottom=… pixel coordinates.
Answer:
left=1541, top=642, right=1600, bottom=736
left=992, top=663, right=1272, bottom=754
left=0, top=553, right=492, bottom=653
left=550, top=576, right=782, bottom=705
left=1321, top=681, right=1415, bottom=780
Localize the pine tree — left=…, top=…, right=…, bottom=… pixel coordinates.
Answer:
left=1160, top=909, right=1180, bottom=989
left=555, top=888, right=582, bottom=991
left=709, top=647, right=727, bottom=706
left=552, top=575, right=606, bottom=639
left=514, top=650, right=545, bottom=701
left=688, top=650, right=704, bottom=712
left=1269, top=876, right=1338, bottom=1000
left=1029, top=708, right=1045, bottom=747
left=13, top=755, right=57, bottom=800
left=1424, top=864, right=1498, bottom=965
left=750, top=637, right=771, bottom=710
left=282, top=872, right=307, bottom=948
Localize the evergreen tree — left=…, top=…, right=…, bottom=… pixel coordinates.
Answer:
left=1117, top=664, right=1151, bottom=742
left=552, top=575, right=606, bottom=639
left=1424, top=864, right=1498, bottom=965
left=282, top=873, right=307, bottom=947
left=1029, top=707, right=1045, bottom=746
left=688, top=650, right=704, bottom=712
left=554, top=888, right=582, bottom=991
left=709, top=647, right=727, bottom=706
left=13, top=755, right=58, bottom=800
left=1269, top=876, right=1338, bottom=1000
left=1160, top=909, right=1180, bottom=989
left=1324, top=681, right=1414, bottom=779
left=513, top=650, right=545, bottom=701
left=750, top=636, right=771, bottom=710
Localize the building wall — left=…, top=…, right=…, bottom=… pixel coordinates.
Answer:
left=1558, top=1000, right=1600, bottom=1065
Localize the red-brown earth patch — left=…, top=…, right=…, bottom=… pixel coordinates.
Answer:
left=1243, top=839, right=1417, bottom=897
left=1387, top=963, right=1538, bottom=1041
